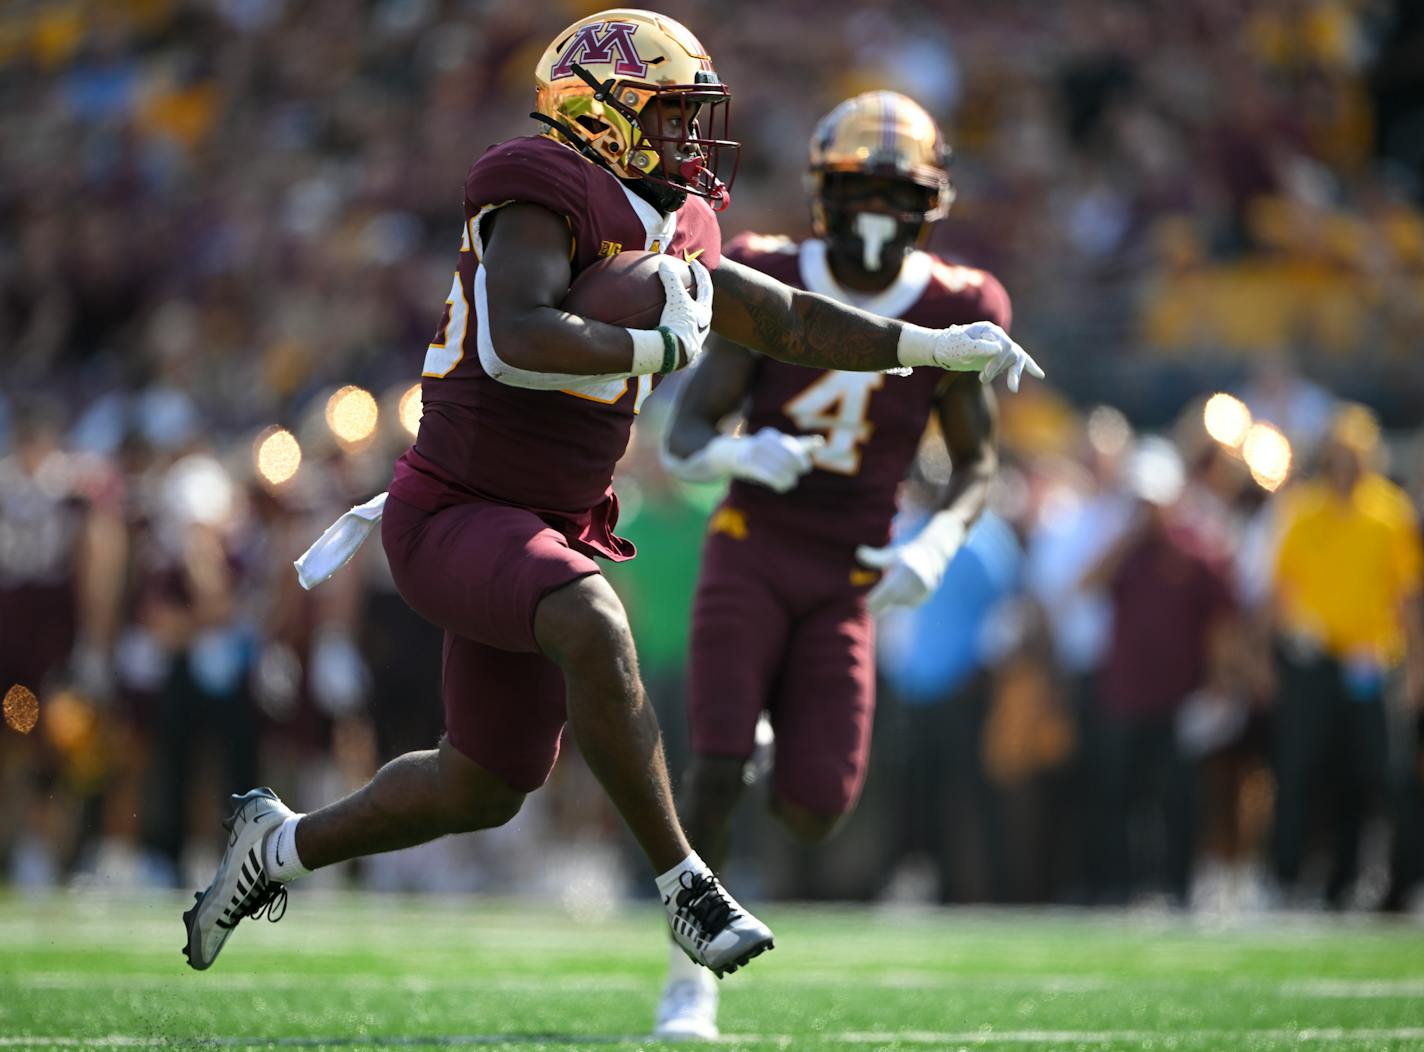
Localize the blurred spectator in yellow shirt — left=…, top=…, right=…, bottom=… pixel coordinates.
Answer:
left=1269, top=403, right=1424, bottom=907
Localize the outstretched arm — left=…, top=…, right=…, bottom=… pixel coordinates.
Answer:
left=710, top=258, right=900, bottom=371
left=711, top=258, right=1043, bottom=390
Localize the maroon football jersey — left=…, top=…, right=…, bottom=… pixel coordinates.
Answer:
left=390, top=135, right=722, bottom=560
left=722, top=233, right=1011, bottom=550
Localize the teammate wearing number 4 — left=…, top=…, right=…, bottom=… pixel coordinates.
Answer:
left=181, top=10, right=1040, bottom=983
left=654, top=92, right=1011, bottom=1039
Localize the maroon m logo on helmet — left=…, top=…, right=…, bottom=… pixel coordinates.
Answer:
left=550, top=21, right=648, bottom=79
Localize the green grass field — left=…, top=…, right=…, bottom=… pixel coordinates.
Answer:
left=2, top=891, right=1422, bottom=1051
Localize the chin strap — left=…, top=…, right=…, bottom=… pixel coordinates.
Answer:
left=528, top=112, right=618, bottom=171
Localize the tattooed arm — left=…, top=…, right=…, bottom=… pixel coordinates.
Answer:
left=710, top=257, right=1044, bottom=389
left=710, top=257, right=901, bottom=371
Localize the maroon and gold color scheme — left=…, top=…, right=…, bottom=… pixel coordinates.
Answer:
left=807, top=91, right=954, bottom=237
left=385, top=128, right=721, bottom=787
left=687, top=231, right=1010, bottom=816
left=535, top=9, right=737, bottom=211
left=722, top=233, right=1009, bottom=551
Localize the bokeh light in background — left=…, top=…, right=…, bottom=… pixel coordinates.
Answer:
left=398, top=383, right=423, bottom=438
left=254, top=427, right=302, bottom=486
left=163, top=454, right=235, bottom=527
left=1242, top=422, right=1293, bottom=492
left=3, top=685, right=38, bottom=734
left=325, top=386, right=379, bottom=447
left=1203, top=393, right=1253, bottom=449
left=1086, top=405, right=1132, bottom=458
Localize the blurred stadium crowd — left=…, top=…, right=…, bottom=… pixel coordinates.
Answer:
left=1, top=0, right=1423, bottom=914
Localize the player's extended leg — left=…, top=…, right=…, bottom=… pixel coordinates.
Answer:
left=656, top=530, right=791, bottom=1040
left=534, top=574, right=686, bottom=872
left=533, top=574, right=772, bottom=977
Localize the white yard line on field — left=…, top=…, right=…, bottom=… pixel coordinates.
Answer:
left=11, top=971, right=1424, bottom=999
left=6, top=1030, right=1424, bottom=1048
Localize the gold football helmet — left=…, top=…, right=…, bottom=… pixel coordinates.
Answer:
left=807, top=91, right=954, bottom=237
left=534, top=9, right=738, bottom=211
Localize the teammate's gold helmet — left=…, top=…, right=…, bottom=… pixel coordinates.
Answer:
left=534, top=9, right=738, bottom=211
left=807, top=91, right=954, bottom=236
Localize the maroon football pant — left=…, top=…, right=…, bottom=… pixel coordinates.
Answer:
left=688, top=522, right=876, bottom=818
left=380, top=494, right=600, bottom=792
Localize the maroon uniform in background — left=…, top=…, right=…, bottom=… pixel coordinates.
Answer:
left=0, top=454, right=115, bottom=694
left=384, top=135, right=722, bottom=792
left=689, top=233, right=1011, bottom=816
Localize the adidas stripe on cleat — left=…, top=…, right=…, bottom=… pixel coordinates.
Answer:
left=664, top=871, right=774, bottom=979
left=181, top=787, right=295, bottom=970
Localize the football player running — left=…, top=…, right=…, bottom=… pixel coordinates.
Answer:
left=653, top=92, right=1011, bottom=1039
left=182, top=11, right=1040, bottom=983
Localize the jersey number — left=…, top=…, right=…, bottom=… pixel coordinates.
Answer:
left=783, top=371, right=884, bottom=475
left=423, top=223, right=475, bottom=378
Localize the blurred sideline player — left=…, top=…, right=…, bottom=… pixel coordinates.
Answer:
left=182, top=10, right=1040, bottom=980
left=655, top=92, right=1008, bottom=1038
left=0, top=398, right=126, bottom=885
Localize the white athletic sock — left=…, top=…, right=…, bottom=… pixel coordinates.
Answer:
left=655, top=851, right=709, bottom=904
left=263, top=814, right=311, bottom=883
left=668, top=938, right=711, bottom=984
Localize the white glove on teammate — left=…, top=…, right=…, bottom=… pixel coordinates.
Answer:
left=855, top=512, right=968, bottom=616
left=663, top=428, right=825, bottom=492
left=897, top=321, right=1044, bottom=392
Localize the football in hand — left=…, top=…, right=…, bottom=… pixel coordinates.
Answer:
left=559, top=251, right=696, bottom=329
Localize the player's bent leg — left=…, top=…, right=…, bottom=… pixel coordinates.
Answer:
left=535, top=576, right=773, bottom=978
left=183, top=741, right=525, bottom=972
left=295, top=737, right=526, bottom=868
left=652, top=753, right=755, bottom=1039
left=182, top=787, right=295, bottom=970
left=764, top=592, right=874, bottom=845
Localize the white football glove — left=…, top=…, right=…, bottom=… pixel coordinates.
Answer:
left=897, top=321, right=1044, bottom=392
left=663, top=428, right=825, bottom=492
left=855, top=512, right=968, bottom=616
left=657, top=256, right=714, bottom=368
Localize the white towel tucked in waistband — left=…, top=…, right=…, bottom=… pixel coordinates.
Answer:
left=293, top=491, right=388, bottom=591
